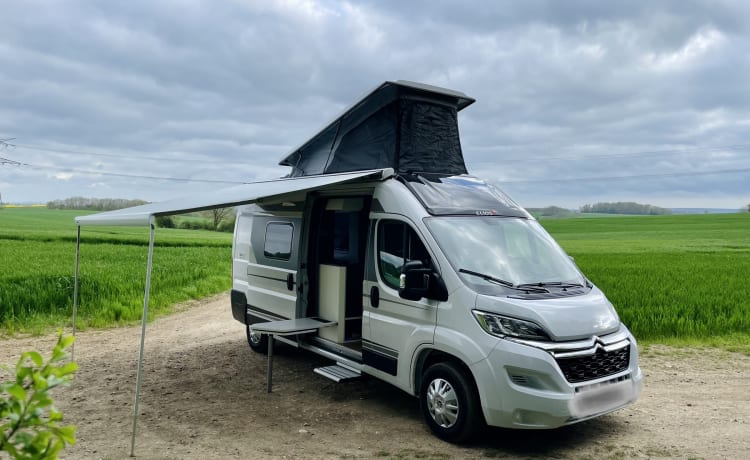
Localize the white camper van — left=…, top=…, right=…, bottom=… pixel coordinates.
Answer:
left=230, top=81, right=642, bottom=442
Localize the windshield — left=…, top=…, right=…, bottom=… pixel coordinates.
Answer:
left=424, top=216, right=585, bottom=293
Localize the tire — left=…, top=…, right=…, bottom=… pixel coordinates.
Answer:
left=420, top=362, right=483, bottom=443
left=246, top=323, right=268, bottom=354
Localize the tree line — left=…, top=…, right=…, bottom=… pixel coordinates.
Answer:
left=46, top=196, right=147, bottom=211
left=580, top=202, right=672, bottom=215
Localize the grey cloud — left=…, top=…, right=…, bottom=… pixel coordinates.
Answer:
left=0, top=0, right=748, bottom=207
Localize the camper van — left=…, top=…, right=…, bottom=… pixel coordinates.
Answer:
left=230, top=81, right=642, bottom=442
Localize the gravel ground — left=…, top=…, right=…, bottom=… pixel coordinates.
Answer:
left=1, top=293, right=748, bottom=459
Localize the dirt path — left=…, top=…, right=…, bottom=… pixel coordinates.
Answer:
left=1, top=293, right=748, bottom=459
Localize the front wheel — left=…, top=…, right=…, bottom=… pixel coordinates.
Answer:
left=420, top=362, right=483, bottom=443
left=246, top=324, right=268, bottom=354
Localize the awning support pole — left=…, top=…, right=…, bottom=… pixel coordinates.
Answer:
left=130, top=221, right=156, bottom=457
left=71, top=225, right=81, bottom=360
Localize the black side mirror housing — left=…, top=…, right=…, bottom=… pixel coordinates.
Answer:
left=398, top=260, right=449, bottom=302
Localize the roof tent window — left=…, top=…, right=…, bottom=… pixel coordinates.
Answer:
left=325, top=102, right=398, bottom=174
left=264, top=222, right=294, bottom=260
left=287, top=122, right=339, bottom=177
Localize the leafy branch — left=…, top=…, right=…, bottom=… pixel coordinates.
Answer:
left=1, top=332, right=77, bottom=459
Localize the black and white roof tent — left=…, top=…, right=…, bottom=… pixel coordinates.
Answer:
left=280, top=80, right=475, bottom=177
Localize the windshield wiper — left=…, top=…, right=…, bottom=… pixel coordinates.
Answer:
left=517, top=281, right=585, bottom=289
left=458, top=269, right=549, bottom=293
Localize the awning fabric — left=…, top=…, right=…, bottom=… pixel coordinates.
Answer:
left=75, top=168, right=392, bottom=226
left=71, top=167, right=392, bottom=456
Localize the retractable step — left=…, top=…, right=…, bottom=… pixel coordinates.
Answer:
left=314, top=363, right=361, bottom=383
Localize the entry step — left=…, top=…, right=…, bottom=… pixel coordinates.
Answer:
left=314, top=364, right=361, bottom=382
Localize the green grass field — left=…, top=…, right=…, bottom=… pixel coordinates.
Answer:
left=540, top=213, right=750, bottom=350
left=0, top=207, right=232, bottom=333
left=1, top=208, right=749, bottom=351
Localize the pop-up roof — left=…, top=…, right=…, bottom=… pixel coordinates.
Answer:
left=279, top=80, right=475, bottom=177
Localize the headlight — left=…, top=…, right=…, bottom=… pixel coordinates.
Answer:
left=472, top=310, right=550, bottom=341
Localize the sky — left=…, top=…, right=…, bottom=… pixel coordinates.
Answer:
left=1, top=0, right=749, bottom=210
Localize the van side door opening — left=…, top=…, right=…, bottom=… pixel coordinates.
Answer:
left=303, top=196, right=372, bottom=347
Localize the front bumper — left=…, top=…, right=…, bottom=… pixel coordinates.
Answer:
left=470, top=328, right=643, bottom=429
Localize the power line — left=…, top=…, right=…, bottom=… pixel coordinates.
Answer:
left=496, top=166, right=750, bottom=184
left=0, top=155, right=249, bottom=184
left=12, top=143, right=234, bottom=164
left=3, top=149, right=749, bottom=186
left=13, top=141, right=750, bottom=166
left=1, top=138, right=17, bottom=150
left=477, top=143, right=750, bottom=163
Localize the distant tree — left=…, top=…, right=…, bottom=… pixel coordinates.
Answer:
left=580, top=202, right=671, bottom=215
left=527, top=206, right=576, bottom=218
left=203, top=207, right=233, bottom=230
left=746, top=204, right=750, bottom=212
left=46, top=197, right=147, bottom=211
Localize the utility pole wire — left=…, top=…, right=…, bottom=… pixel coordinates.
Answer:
left=3, top=151, right=749, bottom=185
left=13, top=143, right=239, bottom=164
left=1, top=138, right=17, bottom=149
left=0, top=154, right=249, bottom=184
left=11, top=141, right=750, bottom=165
left=0, top=157, right=23, bottom=166
left=496, top=167, right=750, bottom=184
left=487, top=143, right=750, bottom=163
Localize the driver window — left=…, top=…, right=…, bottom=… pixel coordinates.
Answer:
left=377, top=220, right=430, bottom=290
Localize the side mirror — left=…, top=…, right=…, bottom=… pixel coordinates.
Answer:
left=398, top=260, right=449, bottom=302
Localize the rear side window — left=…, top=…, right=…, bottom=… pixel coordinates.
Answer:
left=264, top=223, right=294, bottom=260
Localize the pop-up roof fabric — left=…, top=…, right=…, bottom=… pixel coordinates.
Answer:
left=279, top=81, right=475, bottom=177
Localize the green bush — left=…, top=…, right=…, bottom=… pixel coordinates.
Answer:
left=155, top=216, right=175, bottom=228
left=177, top=220, right=214, bottom=231
left=1, top=333, right=77, bottom=459
left=217, top=220, right=235, bottom=232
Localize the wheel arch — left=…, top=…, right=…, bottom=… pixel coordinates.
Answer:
left=413, top=348, right=478, bottom=398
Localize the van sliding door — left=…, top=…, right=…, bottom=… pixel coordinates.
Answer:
left=246, top=216, right=302, bottom=320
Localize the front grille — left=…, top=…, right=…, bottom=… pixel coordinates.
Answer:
left=556, top=345, right=630, bottom=383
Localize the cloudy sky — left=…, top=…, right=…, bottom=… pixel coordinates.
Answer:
left=1, top=0, right=749, bottom=209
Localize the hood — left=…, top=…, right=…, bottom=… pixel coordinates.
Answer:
left=474, top=286, right=620, bottom=341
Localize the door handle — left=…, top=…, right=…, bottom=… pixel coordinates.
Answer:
left=370, top=286, right=379, bottom=308
left=286, top=273, right=294, bottom=291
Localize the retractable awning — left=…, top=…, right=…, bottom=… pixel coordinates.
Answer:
left=71, top=167, right=392, bottom=456
left=76, top=168, right=392, bottom=226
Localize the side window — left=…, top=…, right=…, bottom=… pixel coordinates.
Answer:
left=377, top=220, right=431, bottom=290
left=264, top=222, right=293, bottom=260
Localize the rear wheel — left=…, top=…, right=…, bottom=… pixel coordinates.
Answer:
left=246, top=324, right=268, bottom=354
left=420, top=362, right=482, bottom=443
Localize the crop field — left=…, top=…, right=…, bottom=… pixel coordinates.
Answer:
left=2, top=208, right=749, bottom=348
left=0, top=207, right=232, bottom=333
left=541, top=213, right=750, bottom=347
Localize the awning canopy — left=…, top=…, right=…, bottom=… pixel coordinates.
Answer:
left=71, top=167, right=392, bottom=456
left=75, top=168, right=392, bottom=226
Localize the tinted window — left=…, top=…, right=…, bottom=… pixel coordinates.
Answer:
left=377, top=220, right=431, bottom=290
left=264, top=223, right=294, bottom=260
